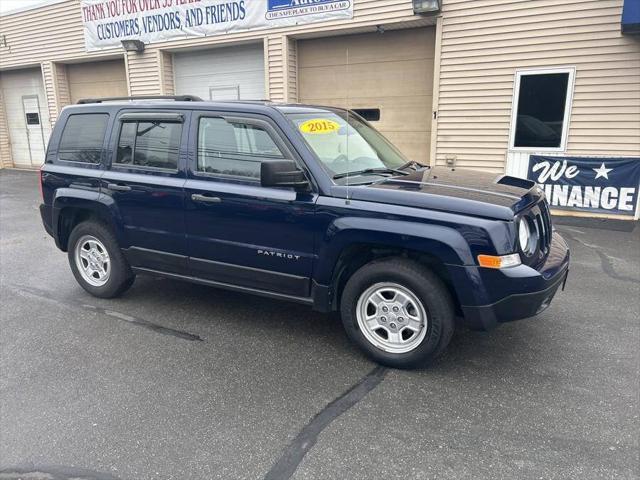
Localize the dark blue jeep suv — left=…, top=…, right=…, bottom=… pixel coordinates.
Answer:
left=39, top=96, right=570, bottom=368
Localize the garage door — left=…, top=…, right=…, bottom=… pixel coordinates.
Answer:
left=174, top=44, right=265, bottom=101
left=0, top=68, right=51, bottom=168
left=67, top=59, right=128, bottom=104
left=298, top=28, right=435, bottom=163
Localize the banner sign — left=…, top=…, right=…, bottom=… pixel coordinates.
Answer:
left=80, top=0, right=353, bottom=51
left=527, top=155, right=640, bottom=216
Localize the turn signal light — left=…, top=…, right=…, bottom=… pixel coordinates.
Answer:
left=477, top=253, right=521, bottom=269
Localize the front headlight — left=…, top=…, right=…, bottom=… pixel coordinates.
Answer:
left=518, top=217, right=537, bottom=256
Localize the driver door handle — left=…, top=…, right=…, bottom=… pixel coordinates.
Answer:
left=191, top=194, right=222, bottom=204
left=107, top=183, right=131, bottom=192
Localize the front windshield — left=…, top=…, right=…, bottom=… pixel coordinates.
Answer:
left=287, top=111, right=410, bottom=182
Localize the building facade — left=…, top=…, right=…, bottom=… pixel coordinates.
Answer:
left=1, top=0, right=639, bottom=218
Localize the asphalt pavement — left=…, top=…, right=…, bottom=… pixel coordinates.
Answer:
left=1, top=169, right=638, bottom=480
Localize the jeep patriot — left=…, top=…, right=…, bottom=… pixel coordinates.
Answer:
left=39, top=96, right=570, bottom=368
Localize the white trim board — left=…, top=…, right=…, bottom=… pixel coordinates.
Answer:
left=508, top=66, right=576, bottom=154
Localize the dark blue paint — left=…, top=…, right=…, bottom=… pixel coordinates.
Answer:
left=98, top=108, right=193, bottom=264
left=40, top=100, right=570, bottom=330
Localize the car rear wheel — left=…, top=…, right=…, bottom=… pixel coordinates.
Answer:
left=340, top=258, right=455, bottom=368
left=68, top=220, right=135, bottom=298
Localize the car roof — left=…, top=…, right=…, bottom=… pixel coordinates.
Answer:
left=63, top=99, right=346, bottom=116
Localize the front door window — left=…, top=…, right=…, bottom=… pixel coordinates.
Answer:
left=197, top=117, right=285, bottom=179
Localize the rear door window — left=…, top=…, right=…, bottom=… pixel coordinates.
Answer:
left=58, top=114, right=109, bottom=163
left=115, top=120, right=182, bottom=170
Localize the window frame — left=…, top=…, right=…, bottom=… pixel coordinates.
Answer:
left=111, top=112, right=185, bottom=173
left=56, top=112, right=110, bottom=166
left=192, top=112, right=295, bottom=184
left=508, top=67, right=576, bottom=153
left=209, top=85, right=240, bottom=100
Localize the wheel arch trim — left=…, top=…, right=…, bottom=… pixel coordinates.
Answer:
left=315, top=217, right=474, bottom=285
left=52, top=190, right=124, bottom=250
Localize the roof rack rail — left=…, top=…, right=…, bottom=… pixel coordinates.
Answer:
left=77, top=95, right=203, bottom=104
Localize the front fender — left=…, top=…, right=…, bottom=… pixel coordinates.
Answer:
left=314, top=216, right=474, bottom=285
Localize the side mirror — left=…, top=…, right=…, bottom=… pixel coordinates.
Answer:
left=261, top=160, right=310, bottom=191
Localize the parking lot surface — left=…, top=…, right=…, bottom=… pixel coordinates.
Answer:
left=1, top=169, right=638, bottom=480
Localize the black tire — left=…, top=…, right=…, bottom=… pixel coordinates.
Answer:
left=67, top=220, right=135, bottom=298
left=340, top=258, right=455, bottom=369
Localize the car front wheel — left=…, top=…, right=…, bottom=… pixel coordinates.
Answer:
left=340, top=258, right=455, bottom=369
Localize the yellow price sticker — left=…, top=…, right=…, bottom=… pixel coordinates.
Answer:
left=299, top=118, right=341, bottom=135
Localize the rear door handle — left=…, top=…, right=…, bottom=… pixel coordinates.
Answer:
left=191, top=194, right=221, bottom=204
left=107, top=183, right=131, bottom=192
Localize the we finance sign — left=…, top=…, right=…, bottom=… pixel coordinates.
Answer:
left=80, top=0, right=353, bottom=51
left=527, top=155, right=640, bottom=216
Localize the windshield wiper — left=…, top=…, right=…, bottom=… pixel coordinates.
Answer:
left=333, top=167, right=410, bottom=180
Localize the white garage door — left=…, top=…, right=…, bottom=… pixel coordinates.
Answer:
left=67, top=59, right=128, bottom=104
left=298, top=28, right=435, bottom=163
left=0, top=68, right=51, bottom=168
left=174, top=44, right=265, bottom=101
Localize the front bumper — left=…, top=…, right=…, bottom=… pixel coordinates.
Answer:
left=460, top=267, right=568, bottom=330
left=448, top=232, right=570, bottom=331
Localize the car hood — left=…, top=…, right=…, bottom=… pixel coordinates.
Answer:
left=331, top=167, right=540, bottom=220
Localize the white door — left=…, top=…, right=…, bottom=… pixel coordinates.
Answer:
left=21, top=96, right=46, bottom=167
left=0, top=68, right=51, bottom=168
left=506, top=68, right=575, bottom=178
left=173, top=44, right=265, bottom=101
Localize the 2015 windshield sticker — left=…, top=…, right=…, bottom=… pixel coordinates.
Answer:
left=299, top=119, right=341, bottom=134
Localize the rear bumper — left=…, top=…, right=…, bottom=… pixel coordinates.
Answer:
left=40, top=204, right=54, bottom=237
left=449, top=232, right=570, bottom=331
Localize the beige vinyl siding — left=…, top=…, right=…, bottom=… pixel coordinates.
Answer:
left=265, top=35, right=300, bottom=103
left=92, top=1, right=432, bottom=101
left=267, top=36, right=286, bottom=101
left=126, top=51, right=163, bottom=96
left=1, top=0, right=432, bottom=90
left=41, top=62, right=58, bottom=126
left=114, top=0, right=430, bottom=56
left=0, top=1, right=122, bottom=68
left=435, top=0, right=640, bottom=172
left=0, top=0, right=434, bottom=156
left=53, top=63, right=72, bottom=113
left=159, top=51, right=175, bottom=96
left=0, top=89, right=10, bottom=168
left=286, top=37, right=299, bottom=103
left=266, top=35, right=300, bottom=102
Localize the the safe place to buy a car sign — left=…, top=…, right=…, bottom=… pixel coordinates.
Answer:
left=80, top=0, right=353, bottom=51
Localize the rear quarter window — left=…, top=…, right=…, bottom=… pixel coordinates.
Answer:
left=58, top=113, right=109, bottom=164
